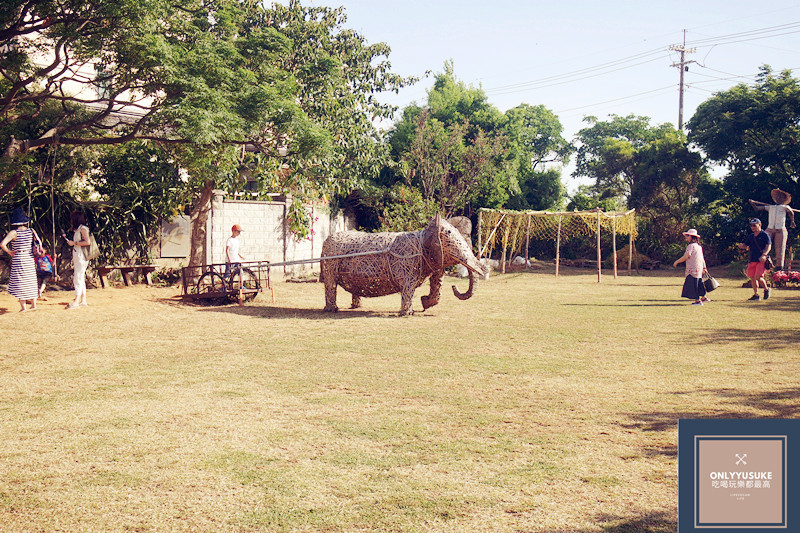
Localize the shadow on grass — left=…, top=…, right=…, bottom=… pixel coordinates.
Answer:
left=152, top=294, right=443, bottom=319
left=174, top=302, right=438, bottom=320
left=620, top=386, right=800, bottom=458
left=599, top=511, right=675, bottom=533
left=563, top=300, right=684, bottom=307
left=543, top=511, right=675, bottom=533
left=727, top=293, right=800, bottom=312
left=688, top=326, right=800, bottom=349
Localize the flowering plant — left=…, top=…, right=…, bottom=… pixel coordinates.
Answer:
left=772, top=270, right=800, bottom=287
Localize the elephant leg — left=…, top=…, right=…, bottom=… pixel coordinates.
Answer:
left=322, top=263, right=339, bottom=312
left=398, top=282, right=418, bottom=316
left=421, top=271, right=442, bottom=310
left=351, top=294, right=361, bottom=309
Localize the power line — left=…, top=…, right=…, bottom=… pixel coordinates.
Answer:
left=554, top=85, right=675, bottom=115
left=484, top=48, right=667, bottom=92
left=482, top=20, right=799, bottom=101
left=686, top=21, right=800, bottom=46
left=486, top=54, right=670, bottom=96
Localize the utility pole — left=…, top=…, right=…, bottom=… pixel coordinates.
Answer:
left=669, top=30, right=696, bottom=130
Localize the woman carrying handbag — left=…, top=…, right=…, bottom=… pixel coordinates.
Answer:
left=673, top=229, right=710, bottom=306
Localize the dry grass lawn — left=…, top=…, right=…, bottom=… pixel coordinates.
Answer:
left=1, top=266, right=798, bottom=532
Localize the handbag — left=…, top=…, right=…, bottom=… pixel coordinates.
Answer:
left=753, top=234, right=775, bottom=270
left=31, top=229, right=44, bottom=257
left=702, top=271, right=720, bottom=292
left=82, top=232, right=100, bottom=261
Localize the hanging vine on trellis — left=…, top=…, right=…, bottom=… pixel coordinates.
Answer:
left=478, top=207, right=638, bottom=280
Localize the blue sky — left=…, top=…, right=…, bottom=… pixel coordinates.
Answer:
left=312, top=1, right=799, bottom=141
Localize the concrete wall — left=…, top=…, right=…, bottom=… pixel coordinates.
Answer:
left=160, top=191, right=354, bottom=275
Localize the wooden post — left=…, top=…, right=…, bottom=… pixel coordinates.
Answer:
left=525, top=214, right=531, bottom=265
left=477, top=210, right=483, bottom=259
left=612, top=214, right=618, bottom=279
left=555, top=215, right=562, bottom=278
left=501, top=223, right=509, bottom=274
left=628, top=229, right=634, bottom=275
left=596, top=210, right=601, bottom=283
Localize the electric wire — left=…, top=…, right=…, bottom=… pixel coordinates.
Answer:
left=482, top=20, right=800, bottom=101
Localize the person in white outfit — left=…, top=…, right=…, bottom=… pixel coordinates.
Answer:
left=749, top=189, right=797, bottom=270
left=63, top=211, right=91, bottom=309
left=225, top=224, right=246, bottom=278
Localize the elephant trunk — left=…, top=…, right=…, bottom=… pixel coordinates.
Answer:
left=451, top=270, right=475, bottom=300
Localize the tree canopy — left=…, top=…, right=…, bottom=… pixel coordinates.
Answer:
left=687, top=66, right=800, bottom=207
left=1, top=0, right=414, bottom=201
left=503, top=103, right=571, bottom=211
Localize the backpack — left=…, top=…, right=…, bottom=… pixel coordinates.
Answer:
left=36, top=254, right=53, bottom=273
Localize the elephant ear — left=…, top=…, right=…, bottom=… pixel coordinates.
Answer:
left=447, top=216, right=472, bottom=248
left=423, top=214, right=444, bottom=271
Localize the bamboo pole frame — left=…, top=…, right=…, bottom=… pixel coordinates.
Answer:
left=555, top=215, right=562, bottom=278
left=596, top=209, right=601, bottom=283
left=477, top=207, right=636, bottom=283
left=612, top=215, right=617, bottom=279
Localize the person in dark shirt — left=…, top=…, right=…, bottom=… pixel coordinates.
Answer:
left=737, top=218, right=772, bottom=301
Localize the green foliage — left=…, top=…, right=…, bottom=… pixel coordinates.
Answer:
left=388, top=65, right=515, bottom=217
left=687, top=66, right=800, bottom=222
left=506, top=167, right=564, bottom=211
left=503, top=104, right=571, bottom=211
left=377, top=184, right=439, bottom=232
left=286, top=197, right=313, bottom=240
left=89, top=142, right=191, bottom=260
left=571, top=116, right=710, bottom=260
left=2, top=0, right=414, bottom=213
left=566, top=185, right=622, bottom=213
left=395, top=110, right=511, bottom=217
left=573, top=114, right=675, bottom=199
left=263, top=1, right=416, bottom=199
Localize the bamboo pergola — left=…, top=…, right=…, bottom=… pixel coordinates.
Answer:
left=477, top=207, right=637, bottom=282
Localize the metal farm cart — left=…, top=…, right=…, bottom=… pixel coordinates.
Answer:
left=181, top=261, right=270, bottom=305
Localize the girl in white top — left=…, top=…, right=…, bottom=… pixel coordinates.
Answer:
left=63, top=211, right=91, bottom=309
left=673, top=228, right=709, bottom=305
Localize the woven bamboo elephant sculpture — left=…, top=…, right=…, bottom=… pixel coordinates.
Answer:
left=321, top=215, right=487, bottom=316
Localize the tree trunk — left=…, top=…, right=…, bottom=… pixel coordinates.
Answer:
left=189, top=179, right=215, bottom=267
left=0, top=171, right=23, bottom=200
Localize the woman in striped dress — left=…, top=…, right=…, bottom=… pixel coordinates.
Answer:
left=1, top=207, right=39, bottom=312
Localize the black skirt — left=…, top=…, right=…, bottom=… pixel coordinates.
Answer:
left=681, top=275, right=706, bottom=300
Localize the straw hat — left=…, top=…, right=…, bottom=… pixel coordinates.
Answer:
left=682, top=228, right=700, bottom=238
left=771, top=188, right=791, bottom=205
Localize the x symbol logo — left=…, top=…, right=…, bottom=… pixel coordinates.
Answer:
left=736, top=453, right=748, bottom=465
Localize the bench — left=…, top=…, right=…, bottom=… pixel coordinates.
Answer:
left=97, top=265, right=157, bottom=288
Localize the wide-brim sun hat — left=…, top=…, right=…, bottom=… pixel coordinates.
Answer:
left=10, top=207, right=30, bottom=226
left=771, top=188, right=792, bottom=205
left=682, top=228, right=700, bottom=238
